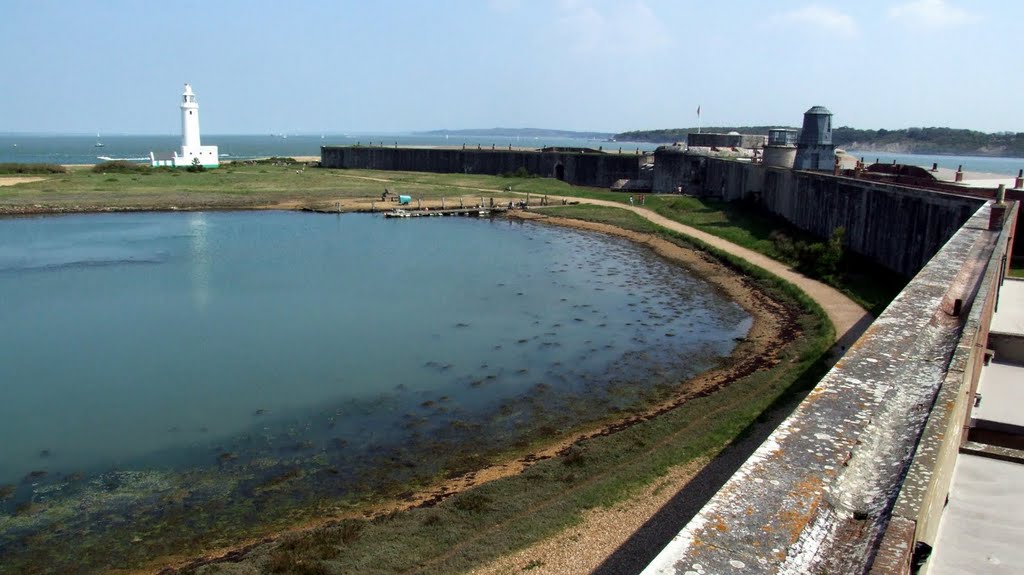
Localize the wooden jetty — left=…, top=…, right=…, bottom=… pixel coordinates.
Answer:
left=383, top=207, right=507, bottom=219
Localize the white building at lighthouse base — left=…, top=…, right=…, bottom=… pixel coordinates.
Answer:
left=150, top=144, right=219, bottom=168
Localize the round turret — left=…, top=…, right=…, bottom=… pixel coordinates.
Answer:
left=764, top=128, right=799, bottom=168
left=798, top=105, right=832, bottom=146
left=793, top=106, right=836, bottom=170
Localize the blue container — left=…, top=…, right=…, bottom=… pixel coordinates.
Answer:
left=398, top=195, right=412, bottom=205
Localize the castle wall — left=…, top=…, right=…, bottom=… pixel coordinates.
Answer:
left=662, top=156, right=984, bottom=276
left=761, top=168, right=982, bottom=276
left=321, top=146, right=643, bottom=188
left=651, top=150, right=690, bottom=193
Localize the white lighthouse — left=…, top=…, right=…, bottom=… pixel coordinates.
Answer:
left=150, top=83, right=219, bottom=168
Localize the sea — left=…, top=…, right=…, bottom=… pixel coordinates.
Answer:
left=1, top=133, right=1022, bottom=176
left=0, top=133, right=659, bottom=166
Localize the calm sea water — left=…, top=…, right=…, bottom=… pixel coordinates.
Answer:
left=0, top=212, right=749, bottom=486
left=846, top=149, right=1024, bottom=177
left=0, top=134, right=657, bottom=165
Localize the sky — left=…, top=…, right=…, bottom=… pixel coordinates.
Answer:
left=1, top=0, right=1020, bottom=135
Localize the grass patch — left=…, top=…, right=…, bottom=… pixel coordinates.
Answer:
left=0, top=164, right=566, bottom=212
left=541, top=203, right=661, bottom=234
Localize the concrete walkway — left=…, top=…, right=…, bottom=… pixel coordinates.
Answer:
left=550, top=198, right=872, bottom=345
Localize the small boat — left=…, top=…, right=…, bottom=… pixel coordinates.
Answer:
left=94, top=133, right=105, bottom=147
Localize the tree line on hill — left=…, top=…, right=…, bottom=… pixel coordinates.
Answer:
left=614, top=126, right=1024, bottom=157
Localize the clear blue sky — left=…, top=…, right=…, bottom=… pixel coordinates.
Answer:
left=2, top=0, right=1019, bottom=135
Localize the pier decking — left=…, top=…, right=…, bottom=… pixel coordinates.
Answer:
left=382, top=207, right=508, bottom=218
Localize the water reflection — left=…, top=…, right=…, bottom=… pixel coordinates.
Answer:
left=188, top=212, right=210, bottom=310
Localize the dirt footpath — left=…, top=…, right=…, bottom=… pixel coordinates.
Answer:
left=0, top=176, right=46, bottom=187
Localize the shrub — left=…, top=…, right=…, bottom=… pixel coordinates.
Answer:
left=452, top=490, right=492, bottom=513
left=0, top=163, right=66, bottom=174
left=92, top=161, right=149, bottom=174
left=501, top=166, right=533, bottom=178
left=772, top=227, right=845, bottom=280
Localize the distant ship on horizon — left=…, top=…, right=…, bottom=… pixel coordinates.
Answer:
left=94, top=133, right=105, bottom=148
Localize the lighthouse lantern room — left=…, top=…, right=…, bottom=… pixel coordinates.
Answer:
left=150, top=83, right=219, bottom=168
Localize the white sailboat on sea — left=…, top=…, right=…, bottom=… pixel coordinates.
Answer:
left=94, top=133, right=105, bottom=148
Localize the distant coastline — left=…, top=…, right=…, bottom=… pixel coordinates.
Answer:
left=613, top=126, right=1024, bottom=158
left=416, top=127, right=614, bottom=140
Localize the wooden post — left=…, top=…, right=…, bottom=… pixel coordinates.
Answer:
left=417, top=198, right=422, bottom=209
left=460, top=197, right=464, bottom=208
left=442, top=197, right=446, bottom=209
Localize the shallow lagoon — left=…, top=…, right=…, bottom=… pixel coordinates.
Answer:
left=0, top=211, right=749, bottom=569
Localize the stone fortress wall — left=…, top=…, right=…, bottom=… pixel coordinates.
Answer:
left=321, top=145, right=646, bottom=189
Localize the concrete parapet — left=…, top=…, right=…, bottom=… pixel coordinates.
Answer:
left=641, top=202, right=1010, bottom=575
left=687, top=132, right=767, bottom=149
left=763, top=145, right=797, bottom=169
left=882, top=201, right=1017, bottom=574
